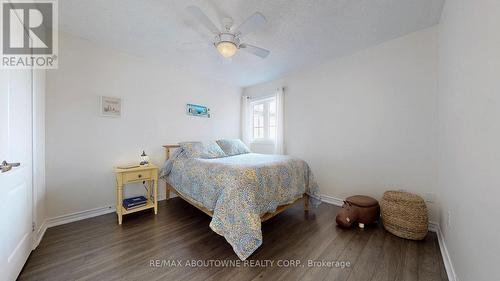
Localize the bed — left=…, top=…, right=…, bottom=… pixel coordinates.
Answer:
left=160, top=141, right=319, bottom=260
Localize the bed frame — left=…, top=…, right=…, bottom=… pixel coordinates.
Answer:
left=163, top=144, right=309, bottom=222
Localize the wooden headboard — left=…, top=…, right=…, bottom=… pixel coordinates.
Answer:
left=162, top=144, right=180, bottom=159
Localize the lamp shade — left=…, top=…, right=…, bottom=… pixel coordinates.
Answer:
left=216, top=41, right=237, bottom=58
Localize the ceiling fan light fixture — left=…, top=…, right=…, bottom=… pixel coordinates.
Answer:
left=216, top=41, right=237, bottom=58
left=186, top=5, right=270, bottom=59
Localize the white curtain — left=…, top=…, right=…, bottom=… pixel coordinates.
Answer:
left=274, top=87, right=285, bottom=154
left=241, top=95, right=252, bottom=146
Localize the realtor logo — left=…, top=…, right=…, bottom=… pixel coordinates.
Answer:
left=1, top=0, right=58, bottom=68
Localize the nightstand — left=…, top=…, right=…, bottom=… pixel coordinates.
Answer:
left=115, top=164, right=158, bottom=224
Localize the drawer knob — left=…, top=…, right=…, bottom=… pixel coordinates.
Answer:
left=138, top=174, right=142, bottom=178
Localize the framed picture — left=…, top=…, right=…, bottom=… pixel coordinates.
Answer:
left=186, top=103, right=210, bottom=118
left=100, top=96, right=121, bottom=117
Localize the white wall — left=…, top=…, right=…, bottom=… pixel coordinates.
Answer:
left=244, top=27, right=439, bottom=221
left=437, top=1, right=500, bottom=280
left=46, top=33, right=240, bottom=218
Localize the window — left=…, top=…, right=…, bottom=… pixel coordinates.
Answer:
left=251, top=97, right=276, bottom=142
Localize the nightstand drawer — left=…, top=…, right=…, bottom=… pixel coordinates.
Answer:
left=123, top=170, right=152, bottom=182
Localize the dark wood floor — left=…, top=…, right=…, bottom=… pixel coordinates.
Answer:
left=19, top=198, right=448, bottom=281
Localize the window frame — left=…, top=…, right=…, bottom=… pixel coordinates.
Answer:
left=250, top=96, right=276, bottom=144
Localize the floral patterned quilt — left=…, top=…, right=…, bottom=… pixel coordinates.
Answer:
left=161, top=152, right=319, bottom=260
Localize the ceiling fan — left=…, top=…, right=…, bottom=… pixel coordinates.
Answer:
left=186, top=5, right=270, bottom=59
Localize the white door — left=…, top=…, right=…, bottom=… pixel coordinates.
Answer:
left=0, top=67, right=34, bottom=281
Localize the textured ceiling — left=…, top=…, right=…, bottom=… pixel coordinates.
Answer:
left=59, top=0, right=444, bottom=87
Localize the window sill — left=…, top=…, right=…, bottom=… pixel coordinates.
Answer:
left=251, top=139, right=275, bottom=145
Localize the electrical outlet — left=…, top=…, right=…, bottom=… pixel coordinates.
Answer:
left=424, top=192, right=435, bottom=203
left=447, top=210, right=452, bottom=228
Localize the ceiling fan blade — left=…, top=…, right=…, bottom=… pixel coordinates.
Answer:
left=239, top=43, right=270, bottom=59
left=178, top=42, right=212, bottom=52
left=206, top=0, right=232, bottom=30
left=186, top=5, right=220, bottom=34
left=235, top=12, right=267, bottom=37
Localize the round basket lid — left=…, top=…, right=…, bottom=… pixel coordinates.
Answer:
left=345, top=195, right=379, bottom=207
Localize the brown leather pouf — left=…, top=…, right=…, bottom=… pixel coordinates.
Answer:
left=336, top=195, right=380, bottom=228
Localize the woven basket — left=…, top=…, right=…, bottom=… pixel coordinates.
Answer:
left=380, top=191, right=428, bottom=240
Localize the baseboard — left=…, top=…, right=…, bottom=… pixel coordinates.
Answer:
left=434, top=223, right=457, bottom=281
left=33, top=220, right=47, bottom=249
left=312, top=193, right=344, bottom=206
left=45, top=205, right=116, bottom=228
left=428, top=221, right=439, bottom=232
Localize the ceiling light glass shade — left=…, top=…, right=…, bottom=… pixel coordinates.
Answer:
left=216, top=41, right=237, bottom=58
